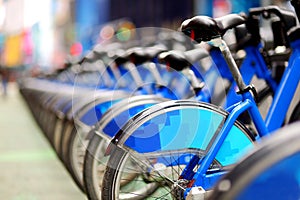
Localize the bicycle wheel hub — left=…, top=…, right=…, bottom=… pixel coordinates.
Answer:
left=171, top=179, right=189, bottom=199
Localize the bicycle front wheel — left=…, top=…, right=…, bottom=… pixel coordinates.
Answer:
left=101, top=100, right=255, bottom=199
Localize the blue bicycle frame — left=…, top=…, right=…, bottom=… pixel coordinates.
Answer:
left=184, top=33, right=300, bottom=195
left=98, top=13, right=299, bottom=199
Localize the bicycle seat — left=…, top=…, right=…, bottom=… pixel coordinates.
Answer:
left=181, top=14, right=246, bottom=42
left=126, top=47, right=149, bottom=65
left=83, top=51, right=97, bottom=62
left=145, top=44, right=168, bottom=58
left=113, top=51, right=129, bottom=66
left=159, top=48, right=209, bottom=71
left=127, top=45, right=167, bottom=65
left=94, top=42, right=123, bottom=55
left=159, top=50, right=190, bottom=71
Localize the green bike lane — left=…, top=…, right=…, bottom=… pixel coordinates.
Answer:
left=0, top=83, right=86, bottom=200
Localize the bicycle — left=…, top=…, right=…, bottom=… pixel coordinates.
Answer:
left=100, top=6, right=300, bottom=199
left=82, top=7, right=297, bottom=199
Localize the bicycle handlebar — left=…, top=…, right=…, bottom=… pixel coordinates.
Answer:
left=291, top=0, right=300, bottom=23
left=249, top=6, right=296, bottom=31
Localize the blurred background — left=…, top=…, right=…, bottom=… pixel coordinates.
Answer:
left=0, top=1, right=296, bottom=199
left=0, top=0, right=293, bottom=82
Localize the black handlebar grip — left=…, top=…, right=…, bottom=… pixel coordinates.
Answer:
left=291, top=0, right=300, bottom=23
left=249, top=6, right=296, bottom=31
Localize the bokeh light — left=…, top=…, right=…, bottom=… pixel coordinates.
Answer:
left=100, top=25, right=115, bottom=40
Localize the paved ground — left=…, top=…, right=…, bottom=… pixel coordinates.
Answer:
left=0, top=83, right=86, bottom=200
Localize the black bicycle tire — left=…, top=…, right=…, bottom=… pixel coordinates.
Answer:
left=101, top=146, right=128, bottom=200
left=65, top=126, right=87, bottom=193
left=83, top=95, right=169, bottom=200
left=83, top=132, right=104, bottom=200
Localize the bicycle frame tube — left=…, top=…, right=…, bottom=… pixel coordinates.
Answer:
left=249, top=46, right=278, bottom=91
left=188, top=91, right=268, bottom=191
left=228, top=45, right=277, bottom=104
left=190, top=95, right=256, bottom=188
left=185, top=42, right=299, bottom=193
left=225, top=53, right=257, bottom=107
left=214, top=44, right=277, bottom=108
left=265, top=40, right=300, bottom=132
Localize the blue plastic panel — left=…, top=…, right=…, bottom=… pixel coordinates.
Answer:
left=79, top=99, right=120, bottom=126
left=126, top=107, right=253, bottom=167
left=236, top=152, right=300, bottom=200
left=103, top=103, right=155, bottom=137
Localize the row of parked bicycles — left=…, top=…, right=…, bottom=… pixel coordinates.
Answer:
left=19, top=1, right=300, bottom=200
